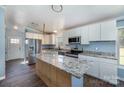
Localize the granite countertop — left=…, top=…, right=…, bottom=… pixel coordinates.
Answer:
left=35, top=50, right=89, bottom=78
left=79, top=51, right=118, bottom=60
left=55, top=49, right=117, bottom=60
left=44, top=49, right=118, bottom=60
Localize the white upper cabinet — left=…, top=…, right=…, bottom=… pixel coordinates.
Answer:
left=63, top=26, right=89, bottom=45
left=63, top=19, right=117, bottom=45
left=80, top=26, right=89, bottom=44
left=42, top=34, right=56, bottom=45
left=26, top=32, right=43, bottom=40
left=49, top=34, right=56, bottom=44
left=42, top=35, right=49, bottom=44
left=71, top=28, right=81, bottom=37
left=89, top=23, right=101, bottom=41
left=89, top=19, right=117, bottom=41
left=69, top=29, right=74, bottom=37
left=100, top=20, right=117, bottom=41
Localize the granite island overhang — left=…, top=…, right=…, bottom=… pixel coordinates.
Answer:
left=35, top=51, right=88, bottom=87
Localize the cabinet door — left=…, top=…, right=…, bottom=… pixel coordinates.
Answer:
left=42, top=35, right=49, bottom=44
left=78, top=55, right=87, bottom=61
left=49, top=65, right=57, bottom=86
left=69, top=29, right=74, bottom=37
left=63, top=31, right=69, bottom=45
left=100, top=20, right=117, bottom=41
left=55, top=37, right=63, bottom=48
left=80, top=26, right=89, bottom=44
left=69, top=28, right=81, bottom=38
left=56, top=68, right=71, bottom=87
left=73, top=28, right=81, bottom=37
left=86, top=61, right=99, bottom=78
left=99, top=62, right=117, bottom=84
left=89, top=23, right=101, bottom=41
left=37, top=34, right=42, bottom=40
left=49, top=34, right=56, bottom=44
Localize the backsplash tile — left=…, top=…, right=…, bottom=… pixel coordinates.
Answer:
left=69, top=41, right=116, bottom=54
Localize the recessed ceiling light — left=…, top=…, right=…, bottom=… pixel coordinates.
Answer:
left=14, top=26, right=18, bottom=30
left=53, top=30, right=57, bottom=33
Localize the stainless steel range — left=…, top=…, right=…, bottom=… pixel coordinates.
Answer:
left=65, top=49, right=83, bottom=58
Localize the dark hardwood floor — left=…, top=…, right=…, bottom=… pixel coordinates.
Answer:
left=84, top=74, right=115, bottom=87
left=0, top=59, right=47, bottom=87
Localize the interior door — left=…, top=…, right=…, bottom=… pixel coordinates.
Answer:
left=7, top=37, right=22, bottom=60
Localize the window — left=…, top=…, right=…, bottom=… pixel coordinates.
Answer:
left=10, top=39, right=20, bottom=44
left=119, top=29, right=124, bottom=65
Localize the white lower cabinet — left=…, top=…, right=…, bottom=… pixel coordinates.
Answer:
left=99, top=62, right=117, bottom=85
left=86, top=61, right=99, bottom=78
left=79, top=55, right=99, bottom=78
left=78, top=54, right=118, bottom=85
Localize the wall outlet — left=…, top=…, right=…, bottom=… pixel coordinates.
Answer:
left=95, top=47, right=98, bottom=51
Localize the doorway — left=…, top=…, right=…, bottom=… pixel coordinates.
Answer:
left=6, top=37, right=23, bottom=61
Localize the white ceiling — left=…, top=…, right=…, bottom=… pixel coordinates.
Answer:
left=5, top=5, right=124, bottom=32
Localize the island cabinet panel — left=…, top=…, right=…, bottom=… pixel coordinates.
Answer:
left=36, top=59, right=51, bottom=86
left=35, top=58, right=72, bottom=87
left=56, top=68, right=71, bottom=87
left=49, top=65, right=57, bottom=86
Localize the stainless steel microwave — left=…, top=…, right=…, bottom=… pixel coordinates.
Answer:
left=68, top=36, right=81, bottom=44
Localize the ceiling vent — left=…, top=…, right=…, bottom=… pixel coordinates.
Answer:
left=51, top=5, right=63, bottom=13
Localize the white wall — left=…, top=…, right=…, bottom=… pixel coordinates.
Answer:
left=0, top=7, right=5, bottom=79
left=5, top=25, right=25, bottom=61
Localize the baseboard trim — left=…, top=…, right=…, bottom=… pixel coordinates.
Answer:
left=0, top=75, right=5, bottom=81
left=6, top=58, right=24, bottom=62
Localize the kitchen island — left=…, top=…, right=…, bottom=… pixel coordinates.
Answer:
left=35, top=50, right=88, bottom=87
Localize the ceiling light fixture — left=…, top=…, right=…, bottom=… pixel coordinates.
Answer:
left=53, top=30, right=57, bottom=33
left=51, top=5, right=63, bottom=13
left=14, top=26, right=18, bottom=30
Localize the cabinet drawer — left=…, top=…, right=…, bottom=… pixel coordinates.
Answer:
left=78, top=55, right=87, bottom=61
left=98, top=58, right=117, bottom=64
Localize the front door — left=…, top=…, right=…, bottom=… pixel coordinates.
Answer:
left=6, top=37, right=22, bottom=61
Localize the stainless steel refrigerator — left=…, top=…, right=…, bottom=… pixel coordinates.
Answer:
left=26, top=39, right=42, bottom=65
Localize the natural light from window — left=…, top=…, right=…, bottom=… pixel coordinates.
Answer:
left=10, top=38, right=20, bottom=44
